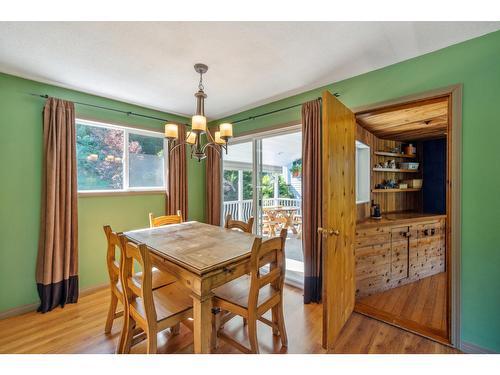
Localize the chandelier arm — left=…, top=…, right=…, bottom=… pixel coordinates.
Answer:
left=206, top=127, right=216, bottom=143
left=169, top=141, right=188, bottom=154
left=203, top=142, right=222, bottom=156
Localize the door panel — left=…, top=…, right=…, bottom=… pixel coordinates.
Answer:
left=321, top=92, right=356, bottom=350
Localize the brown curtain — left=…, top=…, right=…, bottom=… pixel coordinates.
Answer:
left=302, top=99, right=323, bottom=304
left=206, top=145, right=221, bottom=226
left=166, top=125, right=188, bottom=219
left=36, top=98, right=79, bottom=313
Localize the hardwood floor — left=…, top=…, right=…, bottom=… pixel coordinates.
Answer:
left=356, top=272, right=447, bottom=340
left=0, top=284, right=458, bottom=354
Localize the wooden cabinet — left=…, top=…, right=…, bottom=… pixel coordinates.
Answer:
left=355, top=215, right=445, bottom=298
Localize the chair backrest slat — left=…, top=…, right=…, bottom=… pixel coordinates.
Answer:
left=149, top=210, right=183, bottom=228
left=224, top=214, right=254, bottom=233
left=248, top=228, right=287, bottom=308
left=119, top=236, right=157, bottom=328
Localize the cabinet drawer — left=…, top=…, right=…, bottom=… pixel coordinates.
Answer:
left=417, top=221, right=445, bottom=239
left=356, top=227, right=391, bottom=247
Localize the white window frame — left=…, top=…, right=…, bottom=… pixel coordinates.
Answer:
left=76, top=118, right=167, bottom=195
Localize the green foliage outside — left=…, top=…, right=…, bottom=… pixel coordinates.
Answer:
left=76, top=123, right=163, bottom=190
left=223, top=170, right=295, bottom=201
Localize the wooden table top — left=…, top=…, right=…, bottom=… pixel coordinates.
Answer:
left=124, top=221, right=258, bottom=275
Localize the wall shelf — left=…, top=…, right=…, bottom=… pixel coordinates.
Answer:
left=373, top=168, right=419, bottom=173
left=372, top=188, right=421, bottom=193
left=374, top=151, right=417, bottom=158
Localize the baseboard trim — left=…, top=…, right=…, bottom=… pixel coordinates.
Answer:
left=460, top=341, right=498, bottom=354
left=0, top=283, right=109, bottom=320
left=0, top=302, right=39, bottom=320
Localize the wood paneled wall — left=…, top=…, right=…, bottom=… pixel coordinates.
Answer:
left=356, top=123, right=423, bottom=220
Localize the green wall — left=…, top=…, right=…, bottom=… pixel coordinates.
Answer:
left=0, top=72, right=205, bottom=312
left=212, top=30, right=500, bottom=352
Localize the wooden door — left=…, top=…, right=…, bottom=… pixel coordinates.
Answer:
left=321, top=91, right=357, bottom=351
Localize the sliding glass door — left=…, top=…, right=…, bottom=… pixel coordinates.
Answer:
left=222, top=127, right=303, bottom=287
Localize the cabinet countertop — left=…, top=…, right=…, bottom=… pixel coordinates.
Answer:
left=357, top=212, right=446, bottom=229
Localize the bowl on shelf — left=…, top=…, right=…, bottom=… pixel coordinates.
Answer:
left=399, top=162, right=419, bottom=170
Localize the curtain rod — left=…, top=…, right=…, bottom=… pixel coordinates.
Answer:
left=231, top=92, right=338, bottom=125
left=30, top=90, right=339, bottom=126
left=28, top=93, right=190, bottom=126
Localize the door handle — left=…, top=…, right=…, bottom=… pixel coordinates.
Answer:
left=318, top=227, right=340, bottom=237
left=329, top=229, right=340, bottom=236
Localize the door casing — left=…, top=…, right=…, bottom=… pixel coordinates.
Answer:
left=351, top=84, right=462, bottom=348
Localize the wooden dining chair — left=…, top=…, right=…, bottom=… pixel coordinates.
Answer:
left=103, top=225, right=177, bottom=335
left=224, top=213, right=254, bottom=233
left=118, top=236, right=193, bottom=354
left=212, top=228, right=288, bottom=354
left=149, top=210, right=183, bottom=228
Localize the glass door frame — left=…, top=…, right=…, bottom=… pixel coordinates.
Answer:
left=221, top=123, right=302, bottom=232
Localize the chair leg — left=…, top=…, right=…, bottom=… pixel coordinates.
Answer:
left=247, top=316, right=259, bottom=354
left=276, top=302, right=288, bottom=347
left=171, top=323, right=180, bottom=335
left=271, top=306, right=279, bottom=335
left=242, top=317, right=247, bottom=326
left=104, top=292, right=118, bottom=334
left=120, top=315, right=135, bottom=354
left=146, top=329, right=157, bottom=354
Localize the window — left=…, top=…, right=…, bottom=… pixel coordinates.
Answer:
left=356, top=140, right=370, bottom=204
left=76, top=119, right=166, bottom=193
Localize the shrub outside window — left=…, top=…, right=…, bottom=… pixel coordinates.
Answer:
left=76, top=119, right=166, bottom=193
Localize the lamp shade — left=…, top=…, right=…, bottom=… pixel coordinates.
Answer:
left=164, top=123, right=179, bottom=140
left=214, top=131, right=226, bottom=145
left=192, top=115, right=207, bottom=132
left=186, top=131, right=197, bottom=144
left=219, top=123, right=233, bottom=138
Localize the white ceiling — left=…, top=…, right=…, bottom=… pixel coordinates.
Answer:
left=0, top=22, right=499, bottom=119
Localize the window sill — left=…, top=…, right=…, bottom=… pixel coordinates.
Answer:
left=78, top=190, right=166, bottom=198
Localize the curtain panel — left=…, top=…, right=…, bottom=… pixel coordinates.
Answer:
left=36, top=97, right=79, bottom=313
left=206, top=145, right=221, bottom=226
left=301, top=99, right=323, bottom=304
left=166, top=125, right=188, bottom=220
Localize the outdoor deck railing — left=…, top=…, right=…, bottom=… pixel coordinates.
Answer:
left=223, top=198, right=301, bottom=222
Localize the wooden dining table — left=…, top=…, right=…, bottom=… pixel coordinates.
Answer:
left=124, top=221, right=257, bottom=354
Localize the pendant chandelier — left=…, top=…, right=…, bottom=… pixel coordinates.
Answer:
left=164, top=63, right=233, bottom=161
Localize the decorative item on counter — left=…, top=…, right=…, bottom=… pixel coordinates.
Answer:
left=383, top=161, right=389, bottom=168
left=399, top=183, right=408, bottom=189
left=370, top=200, right=376, bottom=217
left=403, top=143, right=416, bottom=156
left=388, top=159, right=396, bottom=169
left=375, top=162, right=384, bottom=169
left=372, top=204, right=382, bottom=219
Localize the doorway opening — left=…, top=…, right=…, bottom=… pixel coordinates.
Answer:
left=351, top=88, right=461, bottom=346
left=221, top=126, right=304, bottom=287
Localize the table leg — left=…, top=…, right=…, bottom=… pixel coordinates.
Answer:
left=192, top=293, right=213, bottom=354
